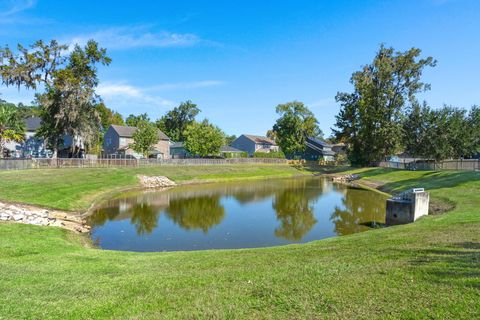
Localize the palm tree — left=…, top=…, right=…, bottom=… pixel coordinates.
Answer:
left=0, top=103, right=25, bottom=158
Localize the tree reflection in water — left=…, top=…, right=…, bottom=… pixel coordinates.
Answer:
left=87, top=206, right=121, bottom=227
left=130, top=203, right=161, bottom=235
left=165, top=195, right=225, bottom=233
left=88, top=178, right=388, bottom=251
left=330, top=186, right=386, bottom=235
left=272, top=179, right=324, bottom=241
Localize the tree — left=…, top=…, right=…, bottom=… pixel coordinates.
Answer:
left=183, top=119, right=225, bottom=157
left=96, top=102, right=124, bottom=131
left=156, top=101, right=200, bottom=142
left=272, top=101, right=322, bottom=156
left=131, top=120, right=160, bottom=158
left=404, top=105, right=473, bottom=161
left=402, top=101, right=430, bottom=159
left=266, top=129, right=277, bottom=141
left=334, top=45, right=436, bottom=165
left=126, top=113, right=150, bottom=127
left=467, top=106, right=480, bottom=157
left=17, top=103, right=41, bottom=118
left=0, top=40, right=111, bottom=157
left=225, top=134, right=237, bottom=146
left=0, top=102, right=25, bottom=158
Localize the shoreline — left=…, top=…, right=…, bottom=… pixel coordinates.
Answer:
left=0, top=171, right=315, bottom=233
left=1, top=170, right=426, bottom=234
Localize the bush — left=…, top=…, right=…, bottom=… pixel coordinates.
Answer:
left=222, top=152, right=248, bottom=158
left=253, top=151, right=286, bottom=158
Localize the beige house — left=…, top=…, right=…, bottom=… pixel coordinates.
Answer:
left=103, top=125, right=170, bottom=159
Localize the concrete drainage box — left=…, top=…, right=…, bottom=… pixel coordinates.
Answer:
left=386, top=188, right=430, bottom=225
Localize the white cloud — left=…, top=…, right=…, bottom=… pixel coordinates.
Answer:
left=68, top=26, right=200, bottom=50
left=97, top=82, right=174, bottom=109
left=0, top=0, right=36, bottom=17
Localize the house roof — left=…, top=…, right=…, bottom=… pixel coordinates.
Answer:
left=242, top=134, right=276, bottom=145
left=220, top=145, right=243, bottom=153
left=24, top=116, right=42, bottom=131
left=170, top=143, right=243, bottom=153
left=170, top=142, right=184, bottom=148
left=110, top=125, right=169, bottom=140
left=307, top=136, right=331, bottom=147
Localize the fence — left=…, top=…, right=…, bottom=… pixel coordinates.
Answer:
left=0, top=157, right=288, bottom=171
left=378, top=159, right=480, bottom=171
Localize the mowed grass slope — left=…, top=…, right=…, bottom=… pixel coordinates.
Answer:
left=0, top=168, right=479, bottom=319
left=0, top=164, right=306, bottom=211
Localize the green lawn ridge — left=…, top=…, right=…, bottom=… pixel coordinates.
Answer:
left=0, top=164, right=308, bottom=211
left=0, top=167, right=479, bottom=319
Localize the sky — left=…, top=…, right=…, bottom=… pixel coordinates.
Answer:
left=1, top=0, right=479, bottom=137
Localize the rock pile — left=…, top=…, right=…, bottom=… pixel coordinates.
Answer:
left=0, top=201, right=90, bottom=233
left=138, top=175, right=176, bottom=188
left=332, top=174, right=360, bottom=183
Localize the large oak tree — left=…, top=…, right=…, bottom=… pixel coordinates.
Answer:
left=333, top=45, right=436, bottom=165
left=0, top=40, right=111, bottom=157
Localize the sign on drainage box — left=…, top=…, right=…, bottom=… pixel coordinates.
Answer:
left=386, top=188, right=430, bottom=225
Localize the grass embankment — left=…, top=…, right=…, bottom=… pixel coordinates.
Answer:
left=0, top=167, right=479, bottom=319
left=0, top=164, right=306, bottom=211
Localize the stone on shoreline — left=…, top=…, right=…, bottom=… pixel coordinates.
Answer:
left=138, top=175, right=176, bottom=188
left=0, top=201, right=89, bottom=234
left=332, top=174, right=360, bottom=183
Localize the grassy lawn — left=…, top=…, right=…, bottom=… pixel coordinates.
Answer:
left=0, top=167, right=479, bottom=319
left=0, top=164, right=306, bottom=211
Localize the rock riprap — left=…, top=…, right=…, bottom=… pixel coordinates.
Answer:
left=0, top=201, right=90, bottom=233
left=332, top=174, right=360, bottom=183
left=138, top=175, right=176, bottom=188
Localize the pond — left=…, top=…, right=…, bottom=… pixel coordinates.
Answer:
left=87, top=177, right=387, bottom=252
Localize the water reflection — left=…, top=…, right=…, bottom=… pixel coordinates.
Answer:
left=165, top=195, right=225, bottom=233
left=272, top=179, right=324, bottom=240
left=87, top=177, right=388, bottom=252
left=331, top=186, right=386, bottom=235
left=130, top=203, right=161, bottom=235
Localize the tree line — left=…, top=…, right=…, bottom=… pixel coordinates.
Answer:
left=333, top=44, right=480, bottom=166
left=2, top=40, right=477, bottom=162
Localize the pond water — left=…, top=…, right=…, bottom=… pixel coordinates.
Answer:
left=87, top=177, right=387, bottom=252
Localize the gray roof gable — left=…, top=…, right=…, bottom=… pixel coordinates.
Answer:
left=220, top=145, right=243, bottom=152
left=242, top=134, right=276, bottom=145
left=24, top=116, right=42, bottom=131
left=110, top=125, right=169, bottom=140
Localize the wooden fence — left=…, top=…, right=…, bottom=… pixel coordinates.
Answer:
left=378, top=159, right=480, bottom=171
left=0, top=157, right=288, bottom=171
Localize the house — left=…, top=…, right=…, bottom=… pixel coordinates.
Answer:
left=170, top=142, right=245, bottom=158
left=4, top=116, right=50, bottom=158
left=170, top=142, right=188, bottom=158
left=103, top=125, right=170, bottom=159
left=219, top=145, right=247, bottom=158
left=230, top=134, right=279, bottom=156
left=297, top=136, right=336, bottom=161
left=331, top=143, right=346, bottom=155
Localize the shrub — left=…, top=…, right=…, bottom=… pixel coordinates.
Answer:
left=253, top=151, right=286, bottom=158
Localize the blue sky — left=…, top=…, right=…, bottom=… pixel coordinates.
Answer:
left=1, top=0, right=479, bottom=137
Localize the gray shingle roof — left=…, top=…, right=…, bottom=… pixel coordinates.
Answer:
left=170, top=142, right=184, bottom=148
left=24, top=116, right=42, bottom=131
left=220, top=145, right=243, bottom=153
left=242, top=134, right=276, bottom=145
left=110, top=125, right=169, bottom=140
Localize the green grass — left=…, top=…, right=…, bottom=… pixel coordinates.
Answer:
left=0, top=164, right=306, bottom=211
left=0, top=167, right=479, bottom=319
